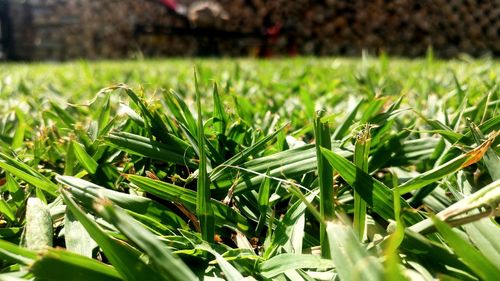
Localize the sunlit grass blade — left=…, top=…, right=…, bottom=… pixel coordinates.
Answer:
left=96, top=92, right=111, bottom=136
left=94, top=198, right=198, bottom=281
left=410, top=179, right=500, bottom=234
left=313, top=111, right=334, bottom=258
left=212, top=82, right=227, bottom=136
left=61, top=190, right=164, bottom=281
left=264, top=190, right=318, bottom=258
left=64, top=209, right=97, bottom=257
left=24, top=198, right=52, bottom=251
left=431, top=216, right=500, bottom=280
left=0, top=239, right=37, bottom=265
left=11, top=109, right=26, bottom=150
left=0, top=153, right=58, bottom=196
left=454, top=172, right=500, bottom=269
left=326, top=220, right=383, bottom=281
left=259, top=253, right=333, bottom=279
left=0, top=199, right=15, bottom=222
left=70, top=140, right=98, bottom=174
left=30, top=248, right=122, bottom=281
left=255, top=170, right=271, bottom=235
left=398, top=132, right=497, bottom=194
left=417, top=115, right=463, bottom=144
left=57, top=175, right=187, bottom=232
left=197, top=243, right=245, bottom=281
left=353, top=125, right=371, bottom=240
left=195, top=69, right=215, bottom=242
left=321, top=147, right=422, bottom=225
left=209, top=122, right=288, bottom=182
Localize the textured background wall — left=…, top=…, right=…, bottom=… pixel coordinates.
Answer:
left=2, top=0, right=499, bottom=60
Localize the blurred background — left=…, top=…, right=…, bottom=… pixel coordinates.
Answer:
left=0, top=0, right=499, bottom=61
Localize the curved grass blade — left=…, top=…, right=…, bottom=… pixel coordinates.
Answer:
left=431, top=216, right=500, bottom=280
left=209, top=123, right=288, bottom=182
left=30, top=248, right=122, bottom=281
left=264, top=190, right=318, bottom=258
left=127, top=174, right=250, bottom=235
left=410, top=179, right=500, bottom=234
left=469, top=123, right=500, bottom=180
left=0, top=240, right=37, bottom=265
left=259, top=253, right=333, bottom=279
left=326, top=221, right=383, bottom=281
left=71, top=140, right=98, bottom=174
left=398, top=132, right=497, bottom=194
left=105, top=131, right=196, bottom=167
left=0, top=153, right=58, bottom=196
left=197, top=243, right=245, bottom=281
left=95, top=199, right=198, bottom=281
left=57, top=175, right=186, bottom=231
left=320, top=148, right=422, bottom=225
left=61, top=190, right=164, bottom=281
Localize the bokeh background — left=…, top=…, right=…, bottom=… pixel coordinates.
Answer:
left=1, top=0, right=499, bottom=60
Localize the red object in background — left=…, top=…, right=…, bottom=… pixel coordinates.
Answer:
left=266, top=23, right=282, bottom=36
left=161, top=0, right=177, bottom=10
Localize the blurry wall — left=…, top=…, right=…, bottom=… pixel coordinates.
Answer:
left=1, top=0, right=499, bottom=60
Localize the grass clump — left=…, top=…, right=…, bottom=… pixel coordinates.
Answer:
left=0, top=57, right=499, bottom=280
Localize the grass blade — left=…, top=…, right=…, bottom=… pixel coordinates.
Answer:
left=95, top=198, right=198, bottom=281
left=30, top=248, right=122, bottom=281
left=195, top=69, right=215, bottom=242
left=71, top=140, right=98, bottom=174
left=197, top=243, right=245, bottom=281
left=398, top=132, right=497, bottom=194
left=24, top=198, right=53, bottom=251
left=353, top=125, right=371, bottom=240
left=313, top=111, right=334, bottom=258
left=320, top=147, right=422, bottom=225
left=326, top=220, right=383, bottom=281
left=264, top=190, right=318, bottom=258
left=64, top=209, right=97, bottom=257
left=105, top=131, right=196, bottom=167
left=0, top=153, right=58, bottom=196
left=256, top=170, right=271, bottom=235
left=61, top=190, right=163, bottom=281
left=431, top=216, right=500, bottom=280
left=0, top=239, right=37, bottom=265
left=259, top=253, right=333, bottom=279
left=469, top=123, right=500, bottom=180
left=126, top=174, right=250, bottom=234
left=57, top=175, right=187, bottom=231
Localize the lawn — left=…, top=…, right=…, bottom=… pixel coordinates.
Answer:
left=0, top=57, right=499, bottom=280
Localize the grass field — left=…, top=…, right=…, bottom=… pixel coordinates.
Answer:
left=0, top=57, right=499, bottom=280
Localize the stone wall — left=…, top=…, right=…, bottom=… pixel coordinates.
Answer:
left=2, top=0, right=499, bottom=60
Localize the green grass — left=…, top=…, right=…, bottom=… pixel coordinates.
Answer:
left=0, top=57, right=499, bottom=280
